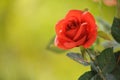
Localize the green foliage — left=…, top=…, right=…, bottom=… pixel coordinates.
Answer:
left=90, top=74, right=102, bottom=80
left=112, top=66, right=120, bottom=80
left=78, top=48, right=118, bottom=80
left=78, top=16, right=120, bottom=80
left=95, top=48, right=116, bottom=74
left=112, top=51, right=120, bottom=80
left=105, top=74, right=116, bottom=80
left=114, top=51, right=120, bottom=65
left=98, top=31, right=111, bottom=40
left=108, top=17, right=120, bottom=80
left=78, top=71, right=96, bottom=80
left=67, top=52, right=90, bottom=66
left=111, top=17, right=120, bottom=43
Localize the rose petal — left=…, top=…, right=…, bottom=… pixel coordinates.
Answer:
left=55, top=19, right=65, bottom=35
left=64, top=35, right=87, bottom=49
left=55, top=36, right=68, bottom=49
left=55, top=20, right=73, bottom=42
left=73, top=22, right=87, bottom=41
left=66, top=28, right=78, bottom=39
left=57, top=35, right=73, bottom=42
left=81, top=11, right=97, bottom=48
left=83, top=29, right=97, bottom=48
left=65, top=10, right=83, bottom=21
left=75, top=35, right=87, bottom=46
left=81, top=11, right=96, bottom=31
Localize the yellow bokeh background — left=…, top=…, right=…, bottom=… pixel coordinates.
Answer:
left=0, top=0, right=116, bottom=80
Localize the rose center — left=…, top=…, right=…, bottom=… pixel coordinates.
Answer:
left=65, top=21, right=79, bottom=39
left=66, top=21, right=78, bottom=31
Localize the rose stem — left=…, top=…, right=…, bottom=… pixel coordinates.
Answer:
left=117, top=56, right=120, bottom=64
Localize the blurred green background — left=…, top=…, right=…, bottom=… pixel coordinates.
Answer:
left=0, top=0, right=116, bottom=80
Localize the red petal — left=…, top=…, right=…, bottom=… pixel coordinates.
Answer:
left=83, top=29, right=97, bottom=48
left=65, top=28, right=78, bottom=39
left=73, top=22, right=87, bottom=41
left=55, top=36, right=68, bottom=49
left=65, top=10, right=83, bottom=21
left=55, top=19, right=73, bottom=42
left=81, top=11, right=96, bottom=32
left=75, top=35, right=87, bottom=46
left=55, top=19, right=65, bottom=35
left=64, top=35, right=87, bottom=49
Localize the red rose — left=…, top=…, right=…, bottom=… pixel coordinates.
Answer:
left=55, top=10, right=97, bottom=50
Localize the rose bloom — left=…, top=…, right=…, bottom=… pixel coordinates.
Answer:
left=93, top=0, right=116, bottom=6
left=55, top=10, right=97, bottom=50
left=103, top=0, right=116, bottom=6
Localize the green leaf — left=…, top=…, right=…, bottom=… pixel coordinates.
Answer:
left=90, top=62, right=99, bottom=73
left=112, top=51, right=120, bottom=80
left=67, top=52, right=90, bottom=66
left=98, top=31, right=111, bottom=40
left=46, top=36, right=66, bottom=53
left=112, top=65, right=120, bottom=80
left=95, top=48, right=116, bottom=74
left=78, top=71, right=95, bottom=80
left=102, top=41, right=120, bottom=48
left=111, top=17, right=120, bottom=43
left=91, top=74, right=116, bottom=80
left=90, top=74, right=102, bottom=80
left=105, top=74, right=116, bottom=80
